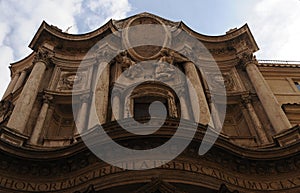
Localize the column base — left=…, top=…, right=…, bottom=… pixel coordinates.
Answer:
left=273, top=125, right=300, bottom=147
left=0, top=126, right=29, bottom=146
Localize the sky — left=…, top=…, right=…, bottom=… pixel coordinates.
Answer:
left=0, top=0, right=300, bottom=97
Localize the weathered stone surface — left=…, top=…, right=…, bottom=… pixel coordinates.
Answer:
left=0, top=12, right=299, bottom=193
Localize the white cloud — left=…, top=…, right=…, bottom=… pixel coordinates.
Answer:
left=249, top=0, right=300, bottom=60
left=0, top=0, right=131, bottom=98
left=76, top=0, right=131, bottom=32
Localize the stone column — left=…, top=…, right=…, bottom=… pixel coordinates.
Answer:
left=76, top=94, right=90, bottom=134
left=7, top=49, right=52, bottom=133
left=178, top=88, right=190, bottom=120
left=241, top=54, right=291, bottom=133
left=29, top=94, right=53, bottom=145
left=111, top=93, right=120, bottom=121
left=209, top=98, right=222, bottom=131
left=241, top=95, right=269, bottom=144
left=2, top=72, right=20, bottom=99
left=12, top=70, right=27, bottom=93
left=89, top=62, right=110, bottom=128
left=183, top=61, right=210, bottom=124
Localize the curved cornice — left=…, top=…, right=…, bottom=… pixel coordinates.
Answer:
left=28, top=12, right=259, bottom=53
left=179, top=22, right=257, bottom=47
left=0, top=120, right=299, bottom=161
left=28, top=19, right=118, bottom=51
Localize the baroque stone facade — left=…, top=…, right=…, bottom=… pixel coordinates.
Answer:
left=0, top=13, right=300, bottom=193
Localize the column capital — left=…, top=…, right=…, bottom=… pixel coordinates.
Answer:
left=33, top=48, right=54, bottom=67
left=42, top=94, right=53, bottom=104
left=241, top=93, right=251, bottom=103
left=240, top=93, right=254, bottom=109
left=237, top=52, right=257, bottom=70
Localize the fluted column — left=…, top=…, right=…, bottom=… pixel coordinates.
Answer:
left=7, top=49, right=52, bottom=133
left=12, top=70, right=27, bottom=93
left=183, top=61, right=210, bottom=124
left=29, top=94, right=53, bottom=144
left=241, top=54, right=291, bottom=133
left=241, top=95, right=268, bottom=144
left=2, top=72, right=20, bottom=99
left=76, top=94, right=90, bottom=134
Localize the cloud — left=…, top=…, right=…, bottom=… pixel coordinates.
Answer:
left=0, top=0, right=131, bottom=97
left=75, top=0, right=131, bottom=32
left=249, top=0, right=300, bottom=60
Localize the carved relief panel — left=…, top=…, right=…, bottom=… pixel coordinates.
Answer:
left=49, top=66, right=93, bottom=92
left=206, top=67, right=245, bottom=92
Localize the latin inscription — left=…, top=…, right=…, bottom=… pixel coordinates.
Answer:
left=1, top=160, right=300, bottom=191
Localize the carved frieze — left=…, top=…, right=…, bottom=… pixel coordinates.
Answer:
left=207, top=72, right=236, bottom=91
left=56, top=71, right=87, bottom=91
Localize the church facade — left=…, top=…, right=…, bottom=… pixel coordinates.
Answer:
left=0, top=13, right=300, bottom=193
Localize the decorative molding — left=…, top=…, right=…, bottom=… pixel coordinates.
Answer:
left=0, top=126, right=29, bottom=146
left=0, top=122, right=300, bottom=192
left=273, top=125, right=300, bottom=147
left=74, top=185, right=95, bottom=193
left=219, top=184, right=239, bottom=193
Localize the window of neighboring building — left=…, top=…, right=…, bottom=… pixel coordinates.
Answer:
left=134, top=96, right=168, bottom=119
left=295, top=81, right=300, bottom=91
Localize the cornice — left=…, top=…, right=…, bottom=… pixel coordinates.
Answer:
left=179, top=22, right=257, bottom=47
left=257, top=61, right=300, bottom=68
left=28, top=12, right=258, bottom=54
left=0, top=119, right=300, bottom=161
left=28, top=19, right=117, bottom=51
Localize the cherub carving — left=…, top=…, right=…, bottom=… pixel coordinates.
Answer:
left=155, top=49, right=176, bottom=81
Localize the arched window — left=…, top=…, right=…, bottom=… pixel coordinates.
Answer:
left=122, top=82, right=180, bottom=120
left=134, top=96, right=168, bottom=119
